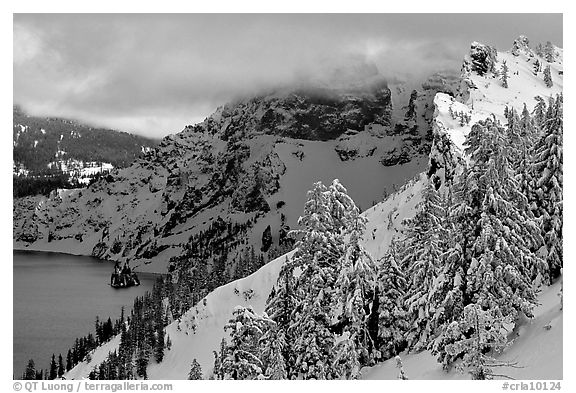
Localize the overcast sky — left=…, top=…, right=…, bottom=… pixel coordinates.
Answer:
left=13, top=14, right=562, bottom=139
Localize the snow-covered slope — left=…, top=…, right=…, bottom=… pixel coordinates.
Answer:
left=65, top=37, right=563, bottom=380
left=66, top=172, right=426, bottom=380
left=362, top=278, right=563, bottom=380
left=439, top=40, right=563, bottom=153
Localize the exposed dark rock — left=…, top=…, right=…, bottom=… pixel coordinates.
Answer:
left=92, top=242, right=108, bottom=258
left=464, top=42, right=498, bottom=76
left=511, top=35, right=532, bottom=57
left=379, top=146, right=411, bottom=166
left=261, top=225, right=273, bottom=252
left=200, top=80, right=393, bottom=142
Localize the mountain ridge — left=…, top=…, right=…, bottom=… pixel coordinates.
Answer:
left=13, top=106, right=159, bottom=174
left=13, top=62, right=456, bottom=280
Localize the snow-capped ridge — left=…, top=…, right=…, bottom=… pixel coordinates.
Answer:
left=433, top=38, right=564, bottom=164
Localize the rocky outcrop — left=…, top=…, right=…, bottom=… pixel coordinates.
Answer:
left=261, top=225, right=272, bottom=252
left=199, top=80, right=393, bottom=141
left=379, top=145, right=411, bottom=166
left=463, top=41, right=498, bottom=76
left=334, top=130, right=378, bottom=161
left=511, top=35, right=533, bottom=57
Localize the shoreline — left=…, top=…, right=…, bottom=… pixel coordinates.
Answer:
left=13, top=240, right=168, bottom=275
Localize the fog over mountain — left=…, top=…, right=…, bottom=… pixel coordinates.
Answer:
left=13, top=14, right=562, bottom=138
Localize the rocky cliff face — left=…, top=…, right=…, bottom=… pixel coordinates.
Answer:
left=200, top=80, right=393, bottom=141
left=13, top=68, right=461, bottom=284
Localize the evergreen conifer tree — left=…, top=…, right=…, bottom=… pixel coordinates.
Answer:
left=24, top=359, right=36, bottom=380
left=259, top=320, right=288, bottom=379
left=462, top=118, right=545, bottom=318
left=287, top=180, right=354, bottom=379
left=500, top=61, right=509, bottom=88
left=57, top=354, right=64, bottom=378
left=440, top=304, right=515, bottom=379
left=263, top=256, right=296, bottom=378
left=544, top=65, right=553, bottom=88
left=395, top=355, right=408, bottom=380
left=376, top=241, right=409, bottom=360
left=535, top=43, right=544, bottom=58
left=66, top=350, right=73, bottom=372
left=400, top=181, right=447, bottom=351
left=533, top=59, right=541, bottom=75
left=333, top=206, right=378, bottom=378
left=531, top=94, right=563, bottom=279
left=532, top=96, right=547, bottom=131
left=188, top=359, right=203, bottom=380
left=49, top=354, right=58, bottom=380
left=220, top=306, right=270, bottom=380
left=544, top=41, right=555, bottom=63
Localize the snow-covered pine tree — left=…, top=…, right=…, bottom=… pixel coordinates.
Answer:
left=544, top=41, right=555, bottom=63
left=211, top=339, right=226, bottom=380
left=544, top=65, right=553, bottom=88
left=505, top=108, right=525, bottom=161
left=429, top=176, right=473, bottom=367
left=428, top=126, right=460, bottom=188
left=263, top=255, right=296, bottom=378
left=259, top=320, right=288, bottom=379
left=535, top=43, right=544, bottom=58
left=462, top=118, right=546, bottom=319
left=188, top=359, right=203, bottom=380
left=429, top=119, right=540, bottom=374
left=440, top=304, right=516, bottom=379
left=521, top=103, right=535, bottom=139
left=376, top=240, right=409, bottom=360
left=512, top=106, right=537, bottom=214
left=333, top=206, right=378, bottom=378
left=459, top=111, right=467, bottom=127
left=400, top=180, right=447, bottom=351
left=531, top=94, right=563, bottom=279
left=532, top=96, right=548, bottom=131
left=289, top=181, right=342, bottom=270
left=332, top=334, right=362, bottom=380
left=219, top=306, right=271, bottom=380
left=500, top=61, right=509, bottom=88
left=424, top=186, right=468, bottom=332
left=533, top=59, right=541, bottom=75
left=287, top=179, right=359, bottom=379
left=328, top=179, right=359, bottom=231
left=395, top=355, right=408, bottom=380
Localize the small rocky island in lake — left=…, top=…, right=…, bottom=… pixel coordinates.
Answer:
left=110, top=261, right=140, bottom=288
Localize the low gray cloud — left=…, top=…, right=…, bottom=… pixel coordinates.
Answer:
left=13, top=14, right=562, bottom=138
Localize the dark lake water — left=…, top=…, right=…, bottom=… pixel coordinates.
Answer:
left=13, top=251, right=157, bottom=378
